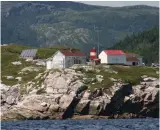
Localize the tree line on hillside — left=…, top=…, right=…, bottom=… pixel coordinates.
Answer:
left=110, top=26, right=159, bottom=65
left=1, top=1, right=159, bottom=52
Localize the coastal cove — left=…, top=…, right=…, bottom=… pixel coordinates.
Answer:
left=1, top=1, right=159, bottom=130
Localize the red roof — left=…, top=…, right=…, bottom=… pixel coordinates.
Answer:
left=126, top=57, right=139, bottom=62
left=125, top=53, right=139, bottom=62
left=104, top=50, right=125, bottom=55
left=125, top=53, right=137, bottom=57
left=60, top=50, right=85, bottom=56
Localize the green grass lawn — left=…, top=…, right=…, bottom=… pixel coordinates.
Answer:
left=1, top=44, right=79, bottom=86
left=1, top=44, right=158, bottom=89
left=76, top=65, right=158, bottom=91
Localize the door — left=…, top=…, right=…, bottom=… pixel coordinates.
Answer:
left=132, top=62, right=136, bottom=66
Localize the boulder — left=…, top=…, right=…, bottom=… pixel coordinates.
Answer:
left=2, top=107, right=50, bottom=120
left=82, top=91, right=91, bottom=99
left=3, top=85, right=21, bottom=105
left=1, top=84, right=21, bottom=116
left=41, top=102, right=48, bottom=107
left=45, top=86, right=54, bottom=93
left=120, top=79, right=159, bottom=118
left=49, top=104, right=60, bottom=112
left=75, top=99, right=90, bottom=114
left=89, top=100, right=101, bottom=115
left=6, top=76, right=14, bottom=79
left=36, top=61, right=45, bottom=66
left=59, top=94, right=74, bottom=110
left=44, top=70, right=85, bottom=95
left=110, top=78, right=118, bottom=82
left=96, top=75, right=103, bottom=83
left=12, top=61, right=22, bottom=65
left=0, top=84, right=10, bottom=91
left=141, top=75, right=148, bottom=78
left=143, top=77, right=157, bottom=82
left=101, top=83, right=133, bottom=115
left=15, top=77, right=22, bottom=81
left=21, top=66, right=39, bottom=72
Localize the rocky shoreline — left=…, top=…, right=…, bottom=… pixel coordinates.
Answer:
left=1, top=66, right=159, bottom=121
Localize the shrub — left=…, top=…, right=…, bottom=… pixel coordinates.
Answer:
left=36, top=88, right=46, bottom=94
left=75, top=68, right=85, bottom=73
left=76, top=85, right=88, bottom=95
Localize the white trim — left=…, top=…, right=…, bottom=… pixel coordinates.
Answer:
left=52, top=50, right=65, bottom=58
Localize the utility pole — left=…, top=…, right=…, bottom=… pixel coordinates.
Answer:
left=94, top=25, right=101, bottom=56
left=97, top=29, right=100, bottom=56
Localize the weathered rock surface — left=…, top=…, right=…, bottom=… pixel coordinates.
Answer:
left=44, top=69, right=85, bottom=95
left=21, top=66, right=40, bottom=72
left=6, top=76, right=14, bottom=79
left=1, top=69, right=159, bottom=120
left=12, top=61, right=22, bottom=65
left=1, top=84, right=21, bottom=116
left=119, top=79, right=159, bottom=118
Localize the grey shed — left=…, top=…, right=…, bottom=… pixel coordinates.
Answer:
left=20, top=49, right=38, bottom=59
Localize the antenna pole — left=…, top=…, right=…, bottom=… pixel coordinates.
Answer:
left=94, top=25, right=101, bottom=56
left=97, top=30, right=100, bottom=56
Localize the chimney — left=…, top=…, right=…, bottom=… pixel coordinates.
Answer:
left=70, top=48, right=73, bottom=53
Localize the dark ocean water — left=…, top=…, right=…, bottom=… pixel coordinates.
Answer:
left=1, top=119, right=159, bottom=130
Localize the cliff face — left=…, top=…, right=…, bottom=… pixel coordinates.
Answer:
left=1, top=66, right=159, bottom=120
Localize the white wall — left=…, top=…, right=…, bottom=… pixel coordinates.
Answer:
left=99, top=51, right=126, bottom=64
left=46, top=60, right=52, bottom=69
left=137, top=57, right=143, bottom=65
left=52, top=51, right=65, bottom=69
left=99, top=51, right=107, bottom=63
left=126, top=61, right=134, bottom=66
left=51, top=51, right=86, bottom=69
left=126, top=58, right=143, bottom=66
left=65, top=56, right=86, bottom=68
left=65, top=56, right=73, bottom=68
left=107, top=55, right=126, bottom=64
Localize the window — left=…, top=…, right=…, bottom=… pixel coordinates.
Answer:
left=73, top=57, right=81, bottom=64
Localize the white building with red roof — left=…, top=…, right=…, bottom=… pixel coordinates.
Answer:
left=98, top=50, right=143, bottom=65
left=98, top=50, right=126, bottom=64
left=46, top=49, right=86, bottom=69
left=125, top=53, right=143, bottom=66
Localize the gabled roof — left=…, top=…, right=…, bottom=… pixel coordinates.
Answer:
left=60, top=50, right=85, bottom=56
left=20, top=49, right=37, bottom=57
left=125, top=52, right=142, bottom=58
left=125, top=53, right=140, bottom=62
left=104, top=50, right=125, bottom=55
left=126, top=57, right=139, bottom=62
left=125, top=53, right=137, bottom=57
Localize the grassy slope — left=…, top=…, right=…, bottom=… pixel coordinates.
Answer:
left=2, top=44, right=158, bottom=89
left=111, top=26, right=159, bottom=64
left=76, top=65, right=158, bottom=91
left=1, top=44, right=76, bottom=85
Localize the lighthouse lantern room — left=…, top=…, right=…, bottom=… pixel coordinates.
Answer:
left=89, top=48, right=100, bottom=64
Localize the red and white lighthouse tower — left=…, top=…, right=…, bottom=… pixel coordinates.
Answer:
left=90, top=48, right=97, bottom=60
left=89, top=47, right=100, bottom=64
